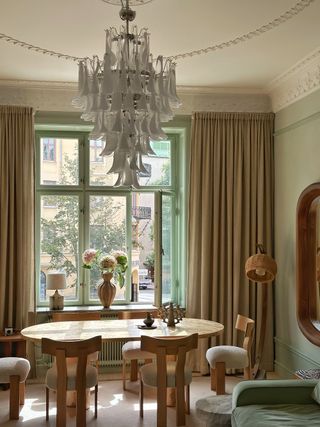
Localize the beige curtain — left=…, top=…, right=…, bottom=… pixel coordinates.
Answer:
left=187, top=112, right=274, bottom=373
left=0, top=105, right=35, bottom=332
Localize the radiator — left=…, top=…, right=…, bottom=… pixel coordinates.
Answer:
left=35, top=313, right=126, bottom=375
left=99, top=340, right=125, bottom=368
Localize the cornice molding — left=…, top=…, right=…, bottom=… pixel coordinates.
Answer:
left=0, top=79, right=77, bottom=90
left=268, top=46, right=320, bottom=112
left=0, top=80, right=271, bottom=114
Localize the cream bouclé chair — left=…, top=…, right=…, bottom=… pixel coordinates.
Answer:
left=206, top=314, right=255, bottom=395
left=0, top=357, right=30, bottom=419
left=119, top=311, right=156, bottom=390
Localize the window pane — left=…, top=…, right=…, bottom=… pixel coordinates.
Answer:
left=89, top=139, right=171, bottom=187
left=162, top=195, right=173, bottom=302
left=39, top=195, right=79, bottom=302
left=140, top=140, right=171, bottom=186
left=131, top=193, right=154, bottom=303
left=89, top=139, right=117, bottom=186
left=40, top=138, right=79, bottom=185
left=88, top=195, right=126, bottom=300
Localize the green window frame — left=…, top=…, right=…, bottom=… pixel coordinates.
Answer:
left=35, top=127, right=187, bottom=308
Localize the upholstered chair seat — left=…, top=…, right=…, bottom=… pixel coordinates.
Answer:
left=206, top=315, right=255, bottom=395
left=140, top=360, right=193, bottom=388
left=122, top=341, right=155, bottom=389
left=206, top=346, right=248, bottom=369
left=46, top=363, right=98, bottom=390
left=0, top=357, right=30, bottom=419
left=122, top=341, right=154, bottom=360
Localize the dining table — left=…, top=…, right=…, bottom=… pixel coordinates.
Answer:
left=21, top=317, right=224, bottom=407
left=21, top=317, right=224, bottom=343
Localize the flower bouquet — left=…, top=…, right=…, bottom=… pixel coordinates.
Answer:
left=82, top=248, right=128, bottom=288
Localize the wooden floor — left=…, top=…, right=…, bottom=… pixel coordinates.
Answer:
left=0, top=373, right=278, bottom=426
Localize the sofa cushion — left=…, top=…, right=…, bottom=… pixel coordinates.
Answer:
left=232, top=403, right=320, bottom=427
left=311, top=381, right=320, bottom=404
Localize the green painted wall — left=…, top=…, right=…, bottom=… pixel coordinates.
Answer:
left=275, top=89, right=320, bottom=377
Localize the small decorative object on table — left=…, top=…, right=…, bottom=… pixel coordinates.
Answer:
left=143, top=312, right=154, bottom=328
left=158, top=302, right=185, bottom=327
left=82, top=248, right=128, bottom=308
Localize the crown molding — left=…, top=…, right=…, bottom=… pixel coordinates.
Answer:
left=268, top=46, right=320, bottom=112
left=0, top=79, right=77, bottom=90
left=0, top=79, right=271, bottom=114
left=177, top=85, right=266, bottom=95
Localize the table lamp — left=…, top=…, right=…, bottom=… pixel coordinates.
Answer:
left=245, top=244, right=277, bottom=379
left=46, top=272, right=66, bottom=310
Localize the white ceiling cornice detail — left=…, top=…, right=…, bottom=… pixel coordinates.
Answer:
left=268, top=46, right=320, bottom=112
left=0, top=80, right=271, bottom=114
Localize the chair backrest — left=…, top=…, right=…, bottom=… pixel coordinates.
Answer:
left=235, top=314, right=255, bottom=353
left=42, top=335, right=102, bottom=371
left=141, top=333, right=198, bottom=388
left=51, top=312, right=101, bottom=322
left=118, top=310, right=158, bottom=320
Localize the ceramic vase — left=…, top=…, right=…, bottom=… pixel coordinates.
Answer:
left=97, top=272, right=116, bottom=308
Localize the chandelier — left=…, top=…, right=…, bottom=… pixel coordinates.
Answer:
left=72, top=0, right=181, bottom=187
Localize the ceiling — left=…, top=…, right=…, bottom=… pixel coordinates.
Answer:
left=0, top=0, right=319, bottom=91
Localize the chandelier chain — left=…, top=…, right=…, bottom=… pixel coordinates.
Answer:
left=0, top=0, right=315, bottom=64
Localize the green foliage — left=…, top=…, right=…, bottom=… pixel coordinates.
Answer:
left=41, top=153, right=126, bottom=291
left=143, top=252, right=155, bottom=269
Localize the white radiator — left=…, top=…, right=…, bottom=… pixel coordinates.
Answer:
left=99, top=340, right=125, bottom=368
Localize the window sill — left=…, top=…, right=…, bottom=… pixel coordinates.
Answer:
left=36, top=304, right=157, bottom=314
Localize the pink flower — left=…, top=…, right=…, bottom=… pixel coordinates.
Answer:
left=82, top=249, right=98, bottom=266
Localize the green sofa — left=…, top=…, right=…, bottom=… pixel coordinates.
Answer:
left=231, top=379, right=320, bottom=426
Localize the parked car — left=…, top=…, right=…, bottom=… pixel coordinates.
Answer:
left=139, top=269, right=152, bottom=290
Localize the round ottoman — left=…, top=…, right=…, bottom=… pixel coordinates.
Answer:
left=196, top=394, right=232, bottom=427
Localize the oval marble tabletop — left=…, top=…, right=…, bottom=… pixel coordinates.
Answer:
left=21, top=318, right=224, bottom=343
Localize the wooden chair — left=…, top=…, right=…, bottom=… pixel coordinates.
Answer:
left=51, top=312, right=101, bottom=367
left=41, top=336, right=102, bottom=427
left=206, top=314, right=255, bottom=395
left=51, top=312, right=101, bottom=322
left=0, top=357, right=30, bottom=419
left=119, top=310, right=157, bottom=390
left=139, top=333, right=198, bottom=427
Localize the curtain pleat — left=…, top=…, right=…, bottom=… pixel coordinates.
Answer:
left=187, top=112, right=275, bottom=374
left=0, top=105, right=35, bottom=331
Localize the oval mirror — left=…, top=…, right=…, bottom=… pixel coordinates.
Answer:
left=297, top=182, right=320, bottom=346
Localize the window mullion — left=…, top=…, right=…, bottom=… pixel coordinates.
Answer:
left=154, top=191, right=162, bottom=307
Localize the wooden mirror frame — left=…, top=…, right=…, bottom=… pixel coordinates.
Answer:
left=297, top=182, right=320, bottom=346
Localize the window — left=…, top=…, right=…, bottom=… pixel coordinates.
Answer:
left=36, top=129, right=185, bottom=307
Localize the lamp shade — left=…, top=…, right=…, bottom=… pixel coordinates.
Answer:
left=245, top=253, right=277, bottom=283
left=46, top=272, right=66, bottom=290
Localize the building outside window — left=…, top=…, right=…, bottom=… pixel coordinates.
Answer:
left=35, top=129, right=186, bottom=308
left=42, top=138, right=56, bottom=161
